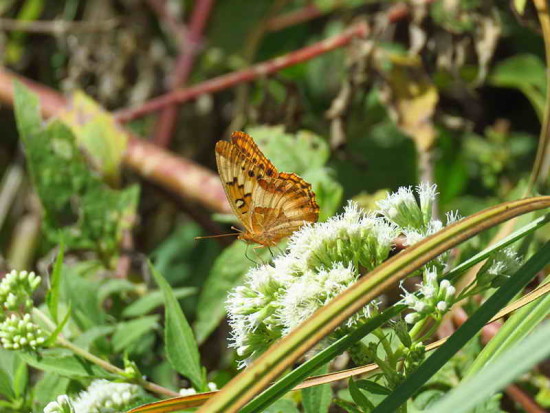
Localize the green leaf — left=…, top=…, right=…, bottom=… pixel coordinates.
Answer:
left=489, top=54, right=547, bottom=120
left=262, top=398, right=300, bottom=413
left=356, top=380, right=391, bottom=396
left=425, top=321, right=550, bottom=413
left=13, top=82, right=139, bottom=261
left=0, top=349, right=17, bottom=400
left=97, top=278, right=139, bottom=305
left=149, top=262, right=206, bottom=390
left=194, top=241, right=269, bottom=344
left=349, top=378, right=373, bottom=411
left=112, top=315, right=160, bottom=353
left=19, top=349, right=108, bottom=379
left=373, top=241, right=550, bottom=412
left=44, top=304, right=72, bottom=347
left=122, top=287, right=196, bottom=318
left=46, top=243, right=64, bottom=323
left=302, top=365, right=331, bottom=413
left=465, top=277, right=550, bottom=377
left=245, top=125, right=343, bottom=220
left=33, top=372, right=70, bottom=410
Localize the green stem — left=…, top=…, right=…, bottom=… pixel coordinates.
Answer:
left=32, top=308, right=180, bottom=397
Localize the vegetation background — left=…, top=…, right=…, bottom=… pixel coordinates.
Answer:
left=0, top=0, right=548, bottom=412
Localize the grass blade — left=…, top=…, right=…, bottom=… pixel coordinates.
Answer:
left=424, top=321, right=550, bottom=413
left=372, top=241, right=550, bottom=412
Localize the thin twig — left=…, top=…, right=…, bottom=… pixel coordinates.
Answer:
left=265, top=0, right=438, bottom=32
left=0, top=67, right=232, bottom=214
left=33, top=308, right=181, bottom=398
left=153, top=0, right=215, bottom=147
left=0, top=18, right=118, bottom=34
left=114, top=22, right=369, bottom=122
left=266, top=3, right=323, bottom=32
left=146, top=0, right=185, bottom=43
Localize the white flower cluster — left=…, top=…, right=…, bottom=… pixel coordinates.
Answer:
left=401, top=267, right=456, bottom=324
left=0, top=313, right=47, bottom=350
left=377, top=183, right=460, bottom=254
left=227, top=184, right=457, bottom=366
left=44, top=395, right=75, bottom=413
left=0, top=270, right=41, bottom=317
left=227, top=202, right=397, bottom=366
left=44, top=380, right=145, bottom=413
left=477, top=247, right=522, bottom=288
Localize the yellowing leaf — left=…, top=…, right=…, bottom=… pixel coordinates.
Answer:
left=60, top=91, right=128, bottom=186
left=381, top=56, right=438, bottom=151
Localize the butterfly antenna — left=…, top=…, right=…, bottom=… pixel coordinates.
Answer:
left=194, top=233, right=239, bottom=241
left=267, top=246, right=274, bottom=259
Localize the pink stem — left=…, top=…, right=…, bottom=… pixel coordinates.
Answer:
left=114, top=22, right=368, bottom=123
left=153, top=0, right=215, bottom=147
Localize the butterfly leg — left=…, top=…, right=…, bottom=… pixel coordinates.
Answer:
left=244, top=244, right=259, bottom=265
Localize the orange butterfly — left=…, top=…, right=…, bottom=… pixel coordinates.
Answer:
left=214, top=131, right=319, bottom=246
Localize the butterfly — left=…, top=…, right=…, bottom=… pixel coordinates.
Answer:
left=214, top=131, right=319, bottom=246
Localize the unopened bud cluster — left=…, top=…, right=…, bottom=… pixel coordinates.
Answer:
left=0, top=270, right=46, bottom=351
left=0, top=270, right=41, bottom=317
left=402, top=267, right=456, bottom=324
left=0, top=313, right=46, bottom=350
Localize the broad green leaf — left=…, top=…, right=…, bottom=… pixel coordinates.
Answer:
left=97, top=278, right=138, bottom=305
left=194, top=241, right=269, bottom=344
left=245, top=125, right=343, bottom=219
left=46, top=244, right=64, bottom=323
left=425, top=321, right=550, bottom=413
left=74, top=325, right=116, bottom=350
left=302, top=365, right=331, bottom=413
left=14, top=82, right=139, bottom=261
left=0, top=349, right=18, bottom=399
left=122, top=287, right=196, bottom=318
left=149, top=262, right=206, bottom=390
left=112, top=315, right=160, bottom=352
left=62, top=264, right=105, bottom=329
left=373, top=241, right=550, bottom=412
left=263, top=398, right=300, bottom=413
left=489, top=54, right=547, bottom=120
left=248, top=125, right=330, bottom=173
left=33, top=372, right=70, bottom=411
left=59, top=91, right=128, bottom=185
left=19, top=349, right=109, bottom=379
